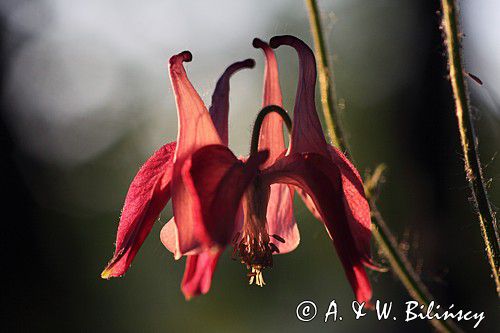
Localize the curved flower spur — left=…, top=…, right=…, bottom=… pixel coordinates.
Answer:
left=101, top=35, right=375, bottom=303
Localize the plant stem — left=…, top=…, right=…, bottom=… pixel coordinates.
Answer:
left=306, top=0, right=463, bottom=331
left=371, top=202, right=461, bottom=332
left=305, top=0, right=350, bottom=157
left=441, top=0, right=500, bottom=296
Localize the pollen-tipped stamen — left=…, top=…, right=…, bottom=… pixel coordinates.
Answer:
left=233, top=227, right=287, bottom=285
left=233, top=232, right=273, bottom=283
left=249, top=266, right=266, bottom=287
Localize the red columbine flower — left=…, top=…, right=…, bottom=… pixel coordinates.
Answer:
left=102, top=35, right=374, bottom=303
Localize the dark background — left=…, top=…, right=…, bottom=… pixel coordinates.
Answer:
left=1, top=0, right=499, bottom=332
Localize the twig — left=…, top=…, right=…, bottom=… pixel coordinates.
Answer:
left=305, top=0, right=350, bottom=157
left=441, top=0, right=500, bottom=296
left=371, top=202, right=461, bottom=332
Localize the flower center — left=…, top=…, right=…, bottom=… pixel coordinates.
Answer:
left=232, top=104, right=290, bottom=286
left=232, top=178, right=285, bottom=286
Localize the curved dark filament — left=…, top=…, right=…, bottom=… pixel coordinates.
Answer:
left=250, top=105, right=292, bottom=155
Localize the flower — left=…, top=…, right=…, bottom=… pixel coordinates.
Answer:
left=101, top=35, right=374, bottom=303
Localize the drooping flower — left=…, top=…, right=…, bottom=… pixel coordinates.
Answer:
left=102, top=35, right=374, bottom=303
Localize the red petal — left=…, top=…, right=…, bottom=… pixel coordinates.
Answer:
left=169, top=51, right=220, bottom=155
left=266, top=183, right=300, bottom=254
left=328, top=145, right=372, bottom=264
left=169, top=51, right=223, bottom=256
left=188, top=145, right=269, bottom=246
left=296, top=188, right=322, bottom=220
left=254, top=38, right=299, bottom=253
left=270, top=35, right=329, bottom=158
left=160, top=170, right=245, bottom=257
left=161, top=204, right=245, bottom=256
left=181, top=249, right=222, bottom=300
left=209, top=59, right=255, bottom=145
left=102, top=142, right=176, bottom=278
left=159, top=218, right=182, bottom=255
left=297, top=145, right=372, bottom=264
left=253, top=38, right=286, bottom=167
left=263, top=153, right=372, bottom=303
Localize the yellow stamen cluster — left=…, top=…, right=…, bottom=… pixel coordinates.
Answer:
left=233, top=231, right=285, bottom=286
left=249, top=265, right=266, bottom=287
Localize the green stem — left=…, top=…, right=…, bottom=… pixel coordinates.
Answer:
left=371, top=202, right=461, bottom=332
left=441, top=0, right=500, bottom=295
left=306, top=0, right=463, bottom=331
left=305, top=0, right=350, bottom=157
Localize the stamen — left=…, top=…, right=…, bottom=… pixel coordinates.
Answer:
left=248, top=266, right=266, bottom=287
left=232, top=232, right=274, bottom=286
left=269, top=242, right=280, bottom=254
left=232, top=232, right=241, bottom=243
left=271, top=234, right=286, bottom=243
left=231, top=246, right=238, bottom=260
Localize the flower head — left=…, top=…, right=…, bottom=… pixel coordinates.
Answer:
left=102, top=35, right=374, bottom=303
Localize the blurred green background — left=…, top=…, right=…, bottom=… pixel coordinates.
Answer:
left=1, top=0, right=499, bottom=332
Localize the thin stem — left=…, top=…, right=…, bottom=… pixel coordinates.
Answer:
left=305, top=0, right=350, bottom=157
left=306, top=0, right=463, bottom=331
left=371, top=202, right=461, bottom=332
left=441, top=0, right=500, bottom=295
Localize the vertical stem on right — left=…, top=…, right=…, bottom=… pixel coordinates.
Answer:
left=441, top=0, right=500, bottom=296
